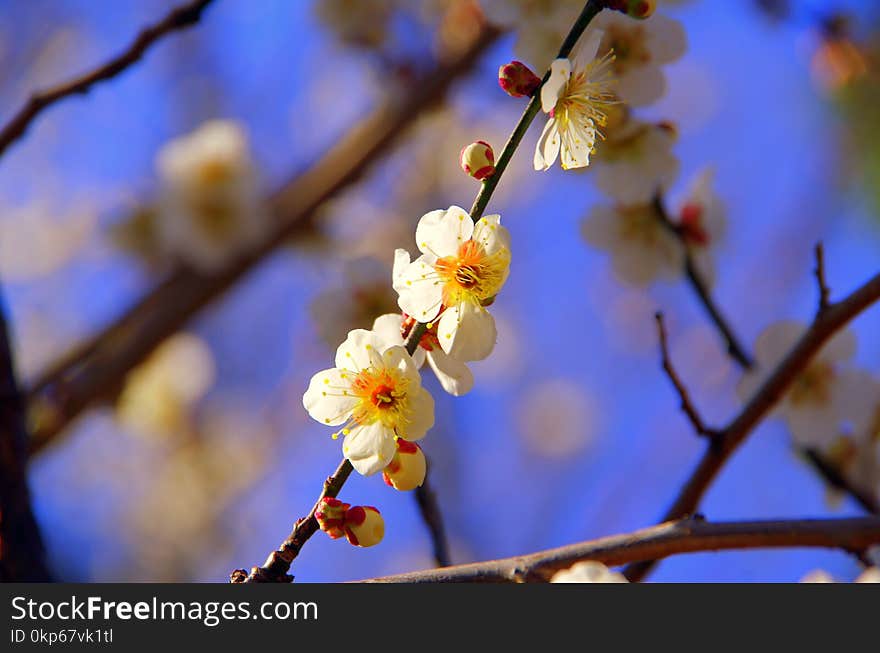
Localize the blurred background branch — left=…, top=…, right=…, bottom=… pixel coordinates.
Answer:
left=0, top=0, right=217, bottom=161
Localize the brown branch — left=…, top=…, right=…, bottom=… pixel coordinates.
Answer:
left=26, top=24, right=502, bottom=456
left=0, top=0, right=217, bottom=162
left=654, top=311, right=718, bottom=439
left=0, top=291, right=51, bottom=580
left=361, top=516, right=880, bottom=583
left=814, top=242, right=831, bottom=313
left=230, top=459, right=353, bottom=583
left=624, top=268, right=880, bottom=581
left=415, top=472, right=451, bottom=567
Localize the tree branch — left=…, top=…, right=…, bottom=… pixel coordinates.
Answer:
left=415, top=473, right=451, bottom=567
left=0, top=0, right=217, bottom=162
left=624, top=267, right=880, bottom=581
left=814, top=242, right=831, bottom=314
left=0, top=291, right=51, bottom=580
left=654, top=311, right=718, bottom=439
left=26, top=24, right=501, bottom=456
left=362, top=516, right=880, bottom=583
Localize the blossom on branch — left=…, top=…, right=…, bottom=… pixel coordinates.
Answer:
left=156, top=120, right=267, bottom=272
left=674, top=167, right=727, bottom=286
left=393, top=206, right=511, bottom=362
left=581, top=201, right=683, bottom=286
left=534, top=30, right=616, bottom=171
left=372, top=312, right=474, bottom=396
left=587, top=10, right=686, bottom=107
left=590, top=114, right=679, bottom=205
left=303, top=329, right=435, bottom=476
left=736, top=322, right=869, bottom=448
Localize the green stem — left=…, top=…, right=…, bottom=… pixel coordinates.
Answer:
left=470, top=0, right=606, bottom=221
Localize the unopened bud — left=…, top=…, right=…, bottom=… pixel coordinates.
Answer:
left=383, top=440, right=427, bottom=491
left=606, top=0, right=655, bottom=19
left=315, top=497, right=350, bottom=539
left=460, top=141, right=496, bottom=180
left=498, top=61, right=541, bottom=97
left=344, top=506, right=385, bottom=547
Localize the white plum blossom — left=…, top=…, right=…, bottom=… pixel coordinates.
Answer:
left=480, top=1, right=584, bottom=69
left=581, top=202, right=683, bottom=286
left=551, top=561, right=628, bottom=583
left=393, top=206, right=511, bottom=362
left=591, top=117, right=679, bottom=205
left=303, top=329, right=435, bottom=476
left=674, top=167, right=727, bottom=286
left=588, top=11, right=687, bottom=106
left=372, top=313, right=474, bottom=397
left=737, top=322, right=870, bottom=448
left=534, top=30, right=616, bottom=171
left=156, top=120, right=267, bottom=272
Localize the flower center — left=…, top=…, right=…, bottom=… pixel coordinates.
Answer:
left=349, top=367, right=410, bottom=430
left=434, top=239, right=509, bottom=307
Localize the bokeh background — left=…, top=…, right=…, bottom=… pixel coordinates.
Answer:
left=3, top=0, right=880, bottom=582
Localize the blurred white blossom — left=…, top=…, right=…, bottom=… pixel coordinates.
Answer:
left=156, top=120, right=267, bottom=272
left=581, top=202, right=683, bottom=286
left=551, top=560, right=628, bottom=583
left=588, top=11, right=687, bottom=107
left=116, top=333, right=216, bottom=440
left=517, top=378, right=600, bottom=457
left=737, top=322, right=870, bottom=448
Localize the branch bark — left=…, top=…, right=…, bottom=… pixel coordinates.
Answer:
left=363, top=516, right=880, bottom=583
left=0, top=292, right=51, bottom=580
left=0, top=0, right=217, bottom=162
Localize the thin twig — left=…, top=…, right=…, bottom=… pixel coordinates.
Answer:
left=624, top=268, right=880, bottom=581
left=814, top=242, right=831, bottom=313
left=0, top=291, right=51, bottom=580
left=230, top=458, right=354, bottom=583
left=26, top=25, right=502, bottom=455
left=653, top=195, right=753, bottom=369
left=415, top=474, right=452, bottom=567
left=0, top=0, right=217, bottom=162
left=362, top=516, right=880, bottom=583
left=654, top=312, right=718, bottom=439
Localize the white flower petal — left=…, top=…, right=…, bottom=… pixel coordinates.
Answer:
left=572, top=28, right=604, bottom=70
left=754, top=320, right=804, bottom=368
left=426, top=348, right=474, bottom=396
left=534, top=117, right=561, bottom=171
left=415, top=206, right=473, bottom=258
left=645, top=14, right=687, bottom=64
left=334, top=328, right=384, bottom=372
left=392, top=249, right=412, bottom=284
left=382, top=344, right=420, bottom=385
left=472, top=214, right=511, bottom=256
left=438, top=302, right=497, bottom=362
left=541, top=58, right=571, bottom=113
left=393, top=256, right=444, bottom=323
left=343, top=421, right=396, bottom=476
left=560, top=118, right=596, bottom=170
left=372, top=313, right=405, bottom=346
left=400, top=386, right=434, bottom=441
left=303, top=367, right=357, bottom=427
left=822, top=328, right=857, bottom=364
left=616, top=66, right=666, bottom=107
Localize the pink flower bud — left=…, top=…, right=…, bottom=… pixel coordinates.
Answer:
left=606, top=0, right=656, bottom=19
left=315, top=497, right=350, bottom=539
left=460, top=140, right=496, bottom=180
left=382, top=440, right=427, bottom=491
left=498, top=61, right=541, bottom=97
left=344, top=506, right=385, bottom=547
